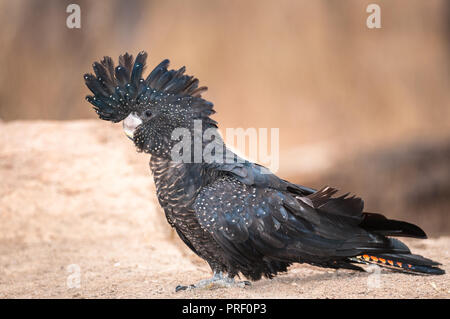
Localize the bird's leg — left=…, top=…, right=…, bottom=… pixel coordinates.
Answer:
left=175, top=271, right=251, bottom=292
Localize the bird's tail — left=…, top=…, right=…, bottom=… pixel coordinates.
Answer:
left=351, top=253, right=445, bottom=275
left=353, top=212, right=444, bottom=275
left=306, top=187, right=444, bottom=275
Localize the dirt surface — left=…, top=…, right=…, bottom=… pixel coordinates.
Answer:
left=0, top=120, right=449, bottom=299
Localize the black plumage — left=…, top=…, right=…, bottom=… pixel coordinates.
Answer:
left=84, top=52, right=444, bottom=288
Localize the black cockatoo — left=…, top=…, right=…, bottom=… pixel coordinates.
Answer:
left=84, top=52, right=444, bottom=291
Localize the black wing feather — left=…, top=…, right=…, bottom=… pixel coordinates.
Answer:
left=193, top=168, right=435, bottom=280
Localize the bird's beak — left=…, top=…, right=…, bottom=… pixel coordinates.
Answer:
left=123, top=113, right=143, bottom=140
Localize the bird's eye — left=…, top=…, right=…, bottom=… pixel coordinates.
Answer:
left=143, top=110, right=153, bottom=119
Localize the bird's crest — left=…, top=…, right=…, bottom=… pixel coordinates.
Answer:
left=84, top=51, right=213, bottom=123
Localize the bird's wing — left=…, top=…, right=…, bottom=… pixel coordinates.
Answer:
left=193, top=176, right=420, bottom=272
left=209, top=150, right=315, bottom=196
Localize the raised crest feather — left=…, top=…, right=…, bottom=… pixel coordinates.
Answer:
left=84, top=51, right=210, bottom=122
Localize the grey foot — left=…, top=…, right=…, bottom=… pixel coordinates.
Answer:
left=175, top=272, right=251, bottom=292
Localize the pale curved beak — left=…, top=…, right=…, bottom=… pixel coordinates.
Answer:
left=123, top=112, right=143, bottom=140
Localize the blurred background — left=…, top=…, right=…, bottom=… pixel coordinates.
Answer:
left=0, top=0, right=449, bottom=235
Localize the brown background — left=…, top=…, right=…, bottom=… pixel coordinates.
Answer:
left=0, top=0, right=449, bottom=299
left=0, top=1, right=449, bottom=233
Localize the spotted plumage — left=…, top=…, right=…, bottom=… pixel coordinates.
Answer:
left=84, top=52, right=444, bottom=289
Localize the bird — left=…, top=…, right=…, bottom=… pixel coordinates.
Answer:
left=84, top=51, right=444, bottom=291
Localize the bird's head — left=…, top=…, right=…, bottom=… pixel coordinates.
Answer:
left=84, top=51, right=217, bottom=157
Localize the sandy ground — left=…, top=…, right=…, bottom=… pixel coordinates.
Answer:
left=0, top=120, right=449, bottom=299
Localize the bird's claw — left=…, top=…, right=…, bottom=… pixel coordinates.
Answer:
left=175, top=272, right=251, bottom=292
left=175, top=284, right=194, bottom=292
